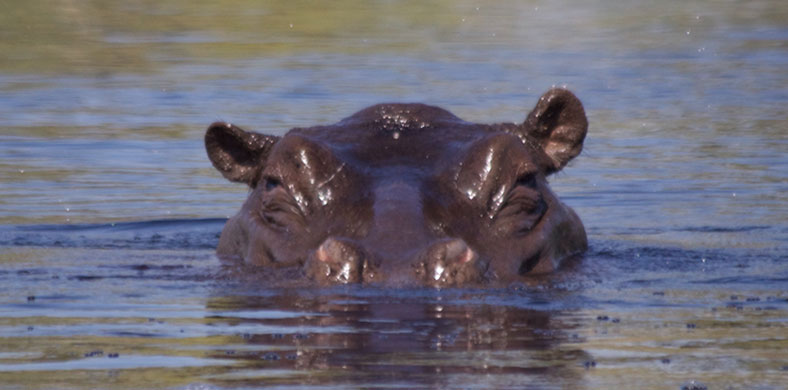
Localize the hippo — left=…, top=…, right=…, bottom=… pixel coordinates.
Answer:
left=205, top=88, right=588, bottom=287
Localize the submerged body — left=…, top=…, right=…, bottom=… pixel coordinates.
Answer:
left=205, top=88, right=588, bottom=286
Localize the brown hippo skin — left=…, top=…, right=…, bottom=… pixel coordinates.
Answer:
left=205, top=88, right=588, bottom=287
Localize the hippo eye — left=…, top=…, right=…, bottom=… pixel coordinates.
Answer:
left=495, top=174, right=546, bottom=233
left=259, top=176, right=305, bottom=230
left=515, top=173, right=538, bottom=189
left=264, top=177, right=282, bottom=192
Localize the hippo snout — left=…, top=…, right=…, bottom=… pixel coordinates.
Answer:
left=305, top=236, right=486, bottom=286
left=414, top=239, right=486, bottom=286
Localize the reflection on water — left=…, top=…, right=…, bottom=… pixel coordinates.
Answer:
left=200, top=293, right=584, bottom=388
left=1, top=0, right=786, bottom=389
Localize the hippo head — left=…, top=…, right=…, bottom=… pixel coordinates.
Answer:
left=206, top=88, right=588, bottom=287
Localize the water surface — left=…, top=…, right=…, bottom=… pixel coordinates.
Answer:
left=1, top=1, right=786, bottom=389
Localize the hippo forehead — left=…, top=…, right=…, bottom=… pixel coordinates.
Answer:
left=288, top=103, right=502, bottom=173
left=339, top=103, right=465, bottom=131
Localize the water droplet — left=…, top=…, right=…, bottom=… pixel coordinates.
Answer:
left=680, top=380, right=707, bottom=390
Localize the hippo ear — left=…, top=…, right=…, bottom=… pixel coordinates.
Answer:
left=520, top=88, right=588, bottom=174
left=205, top=122, right=280, bottom=187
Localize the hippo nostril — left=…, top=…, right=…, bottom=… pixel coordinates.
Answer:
left=316, top=237, right=352, bottom=264
left=420, top=239, right=482, bottom=285
left=309, top=237, right=368, bottom=284
left=443, top=239, right=476, bottom=264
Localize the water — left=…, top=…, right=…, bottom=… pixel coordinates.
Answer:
left=1, top=1, right=786, bottom=389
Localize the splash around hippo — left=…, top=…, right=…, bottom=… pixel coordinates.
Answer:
left=205, top=88, right=588, bottom=287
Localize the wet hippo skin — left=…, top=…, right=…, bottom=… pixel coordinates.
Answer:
left=205, top=88, right=588, bottom=286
